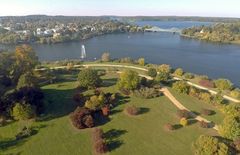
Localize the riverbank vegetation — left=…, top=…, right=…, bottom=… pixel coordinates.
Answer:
left=0, top=46, right=239, bottom=154
left=182, top=22, right=240, bottom=44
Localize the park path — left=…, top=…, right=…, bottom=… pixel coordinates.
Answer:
left=160, top=87, right=219, bottom=131
left=36, top=63, right=240, bottom=103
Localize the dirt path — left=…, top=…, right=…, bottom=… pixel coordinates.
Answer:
left=160, top=87, right=219, bottom=131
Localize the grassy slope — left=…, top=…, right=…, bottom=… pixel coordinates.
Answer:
left=168, top=88, right=224, bottom=124
left=0, top=73, right=218, bottom=155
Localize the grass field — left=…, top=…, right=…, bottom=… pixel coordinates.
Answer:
left=0, top=72, right=220, bottom=155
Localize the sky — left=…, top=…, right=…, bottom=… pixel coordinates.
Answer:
left=0, top=0, right=240, bottom=17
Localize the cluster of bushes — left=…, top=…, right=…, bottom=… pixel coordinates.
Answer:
left=70, top=107, right=94, bottom=129
left=70, top=90, right=118, bottom=129
left=172, top=81, right=225, bottom=105
left=92, top=128, right=108, bottom=154
left=133, top=87, right=161, bottom=99
left=193, top=135, right=231, bottom=155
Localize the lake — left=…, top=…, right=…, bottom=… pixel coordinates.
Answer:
left=1, top=21, right=240, bottom=86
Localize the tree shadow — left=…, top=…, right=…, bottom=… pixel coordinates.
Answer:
left=102, top=78, right=118, bottom=87
left=0, top=124, right=47, bottom=152
left=192, top=111, right=200, bottom=116
left=94, top=112, right=111, bottom=127
left=110, top=109, right=122, bottom=115
left=0, top=138, right=26, bottom=151
left=138, top=107, right=150, bottom=115
left=188, top=119, right=198, bottom=125
left=173, top=124, right=182, bottom=130
left=104, top=129, right=127, bottom=152
left=39, top=87, right=78, bottom=121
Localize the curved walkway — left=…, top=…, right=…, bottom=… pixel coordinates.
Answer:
left=160, top=87, right=219, bottom=131
left=82, top=63, right=240, bottom=103
left=37, top=63, right=240, bottom=103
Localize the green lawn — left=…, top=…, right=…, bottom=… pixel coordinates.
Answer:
left=0, top=73, right=219, bottom=155
left=168, top=88, right=224, bottom=124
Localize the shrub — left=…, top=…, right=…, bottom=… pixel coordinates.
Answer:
left=117, top=70, right=140, bottom=90
left=184, top=73, right=194, bottom=79
left=188, top=87, right=200, bottom=97
left=15, top=126, right=34, bottom=140
left=180, top=117, right=188, bottom=126
left=101, top=52, right=110, bottom=62
left=211, top=93, right=224, bottom=105
left=12, top=103, right=35, bottom=120
left=120, top=57, right=133, bottom=64
left=78, top=69, right=102, bottom=89
left=220, top=104, right=240, bottom=117
left=133, top=87, right=160, bottom=99
left=198, top=92, right=212, bottom=103
left=201, top=108, right=214, bottom=116
left=157, top=64, right=171, bottom=74
left=94, top=139, right=108, bottom=154
left=230, top=89, right=240, bottom=99
left=125, top=105, right=139, bottom=116
left=193, top=135, right=230, bottom=155
left=172, top=81, right=189, bottom=94
left=219, top=115, right=240, bottom=140
left=70, top=107, right=94, bottom=129
left=177, top=109, right=191, bottom=119
left=138, top=58, right=145, bottom=66
left=92, top=128, right=108, bottom=154
left=92, top=128, right=104, bottom=141
left=174, top=68, right=184, bottom=76
left=148, top=68, right=157, bottom=77
left=199, top=121, right=210, bottom=128
left=101, top=106, right=110, bottom=116
left=164, top=123, right=174, bottom=131
left=198, top=79, right=215, bottom=88
left=155, top=71, right=170, bottom=83
left=85, top=95, right=105, bottom=110
left=214, top=79, right=233, bottom=91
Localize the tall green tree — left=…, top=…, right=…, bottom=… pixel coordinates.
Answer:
left=78, top=69, right=102, bottom=89
left=117, top=70, right=140, bottom=90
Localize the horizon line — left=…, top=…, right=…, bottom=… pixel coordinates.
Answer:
left=0, top=14, right=240, bottom=19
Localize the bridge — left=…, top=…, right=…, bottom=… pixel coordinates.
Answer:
left=145, top=26, right=181, bottom=33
